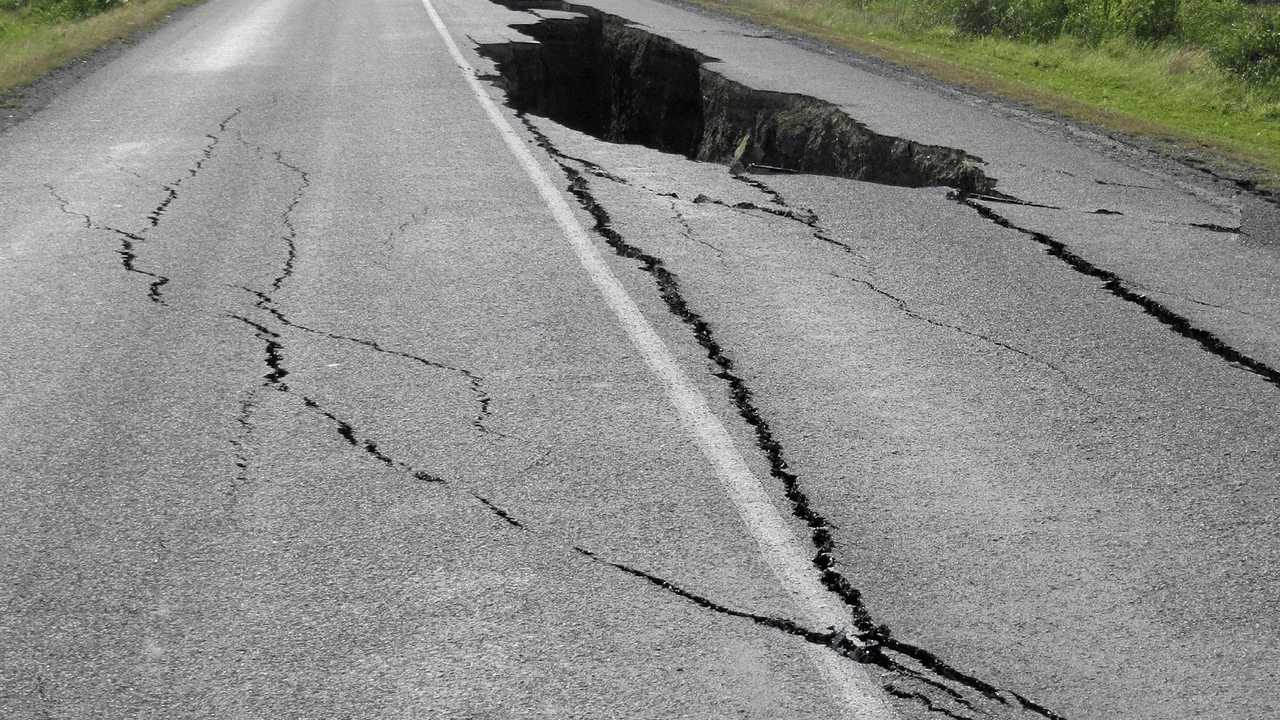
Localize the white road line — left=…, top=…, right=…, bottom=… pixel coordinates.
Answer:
left=418, top=1, right=896, bottom=717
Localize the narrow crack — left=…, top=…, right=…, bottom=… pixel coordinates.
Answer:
left=381, top=206, right=426, bottom=267
left=45, top=184, right=171, bottom=305
left=973, top=192, right=1242, bottom=234
left=884, top=684, right=982, bottom=720
left=238, top=286, right=502, bottom=438
left=515, top=110, right=1060, bottom=717
left=299, top=394, right=446, bottom=484
left=267, top=148, right=310, bottom=294
left=146, top=108, right=243, bottom=228
left=1094, top=178, right=1156, bottom=190
left=669, top=200, right=725, bottom=257
left=227, top=388, right=260, bottom=501
left=34, top=675, right=52, bottom=720
left=830, top=271, right=1090, bottom=397
left=472, top=492, right=525, bottom=528
left=1186, top=221, right=1243, bottom=234
left=955, top=193, right=1280, bottom=391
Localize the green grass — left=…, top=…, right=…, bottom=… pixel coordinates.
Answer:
left=689, top=0, right=1280, bottom=186
left=0, top=0, right=200, bottom=94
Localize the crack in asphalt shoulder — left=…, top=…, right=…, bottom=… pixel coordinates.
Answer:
left=516, top=109, right=1063, bottom=718
left=955, top=192, right=1280, bottom=391
left=668, top=199, right=726, bottom=257
left=829, top=271, right=1091, bottom=397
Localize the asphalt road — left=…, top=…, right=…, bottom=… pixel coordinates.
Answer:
left=2, top=0, right=1278, bottom=718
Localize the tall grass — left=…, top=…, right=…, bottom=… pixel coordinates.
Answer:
left=698, top=0, right=1280, bottom=180
left=0, top=0, right=127, bottom=21
left=0, top=0, right=196, bottom=92
left=880, top=0, right=1280, bottom=89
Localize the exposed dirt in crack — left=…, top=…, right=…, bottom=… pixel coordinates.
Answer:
left=509, top=109, right=1062, bottom=718
left=477, top=0, right=1279, bottom=395
left=476, top=0, right=995, bottom=194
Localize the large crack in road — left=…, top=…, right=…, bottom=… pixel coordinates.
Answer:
left=478, top=1, right=994, bottom=194
left=476, top=0, right=1279, bottom=393
left=467, top=1, right=1280, bottom=717
left=31, top=9, right=1273, bottom=716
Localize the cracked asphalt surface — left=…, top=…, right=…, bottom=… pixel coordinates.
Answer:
left=2, top=0, right=1279, bottom=717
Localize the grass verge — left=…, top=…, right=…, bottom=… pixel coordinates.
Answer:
left=0, top=0, right=200, bottom=95
left=686, top=0, right=1280, bottom=188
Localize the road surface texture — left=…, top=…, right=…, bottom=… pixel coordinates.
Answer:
left=2, top=0, right=1277, bottom=718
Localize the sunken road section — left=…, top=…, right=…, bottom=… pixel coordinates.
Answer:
left=476, top=0, right=996, bottom=194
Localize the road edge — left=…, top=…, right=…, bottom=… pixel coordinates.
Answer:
left=656, top=0, right=1280, bottom=204
left=0, top=0, right=206, bottom=136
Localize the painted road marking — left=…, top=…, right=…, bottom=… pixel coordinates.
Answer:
left=418, top=1, right=896, bottom=717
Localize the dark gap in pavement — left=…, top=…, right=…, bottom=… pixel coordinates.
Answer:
left=476, top=0, right=996, bottom=193
left=508, top=111, right=1064, bottom=720
left=475, top=1, right=1279, bottom=393
left=953, top=193, right=1280, bottom=391
left=468, top=4, right=1271, bottom=716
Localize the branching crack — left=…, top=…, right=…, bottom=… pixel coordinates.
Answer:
left=884, top=684, right=982, bottom=720
left=955, top=193, right=1280, bottom=391
left=669, top=200, right=725, bottom=257
left=228, top=308, right=447, bottom=486
left=830, top=272, right=1090, bottom=396
left=690, top=190, right=867, bottom=262
left=45, top=184, right=172, bottom=305
left=238, top=286, right=502, bottom=438
left=146, top=108, right=243, bottom=228
left=219, top=134, right=480, bottom=492
left=44, top=108, right=244, bottom=304
left=515, top=110, right=1062, bottom=717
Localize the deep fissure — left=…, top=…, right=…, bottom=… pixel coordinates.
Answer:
left=477, top=0, right=996, bottom=193
left=510, top=110, right=1063, bottom=718
left=478, top=1, right=1275, bottom=395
